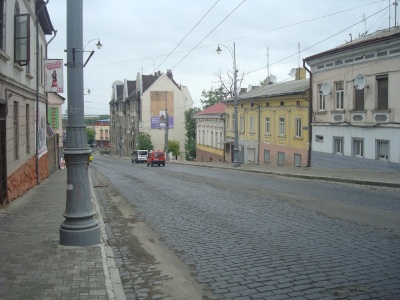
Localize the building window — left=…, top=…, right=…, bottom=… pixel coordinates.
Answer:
left=105, top=129, right=109, bottom=140
left=215, top=131, right=218, bottom=148
left=377, top=75, right=388, bottom=110
left=211, top=131, right=213, bottom=147
left=40, top=45, right=43, bottom=83
left=316, top=135, right=324, bottom=142
left=295, top=117, right=302, bottom=138
left=279, top=117, right=285, bottom=136
left=264, top=149, right=270, bottom=163
left=14, top=102, right=19, bottom=160
left=219, top=132, right=222, bottom=149
left=333, top=137, right=343, bottom=154
left=318, top=86, right=326, bottom=111
left=197, top=128, right=200, bottom=143
left=335, top=81, right=344, bottom=110
left=26, top=104, right=30, bottom=153
left=231, top=115, right=234, bottom=132
left=0, top=0, right=6, bottom=51
left=352, top=138, right=364, bottom=157
left=354, top=88, right=364, bottom=110
left=202, top=130, right=205, bottom=144
left=239, top=115, right=244, bottom=132
left=225, top=115, right=229, bottom=131
left=15, top=13, right=30, bottom=65
left=250, top=116, right=255, bottom=133
left=265, top=117, right=270, bottom=135
left=376, top=140, right=389, bottom=160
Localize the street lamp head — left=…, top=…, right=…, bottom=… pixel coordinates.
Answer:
left=216, top=45, right=222, bottom=55
left=96, top=40, right=102, bottom=49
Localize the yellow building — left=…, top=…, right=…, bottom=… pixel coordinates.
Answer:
left=224, top=74, right=310, bottom=167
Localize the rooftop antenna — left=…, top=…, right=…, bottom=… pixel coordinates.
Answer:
left=298, top=42, right=300, bottom=68
left=362, top=13, right=366, bottom=33
left=266, top=47, right=270, bottom=77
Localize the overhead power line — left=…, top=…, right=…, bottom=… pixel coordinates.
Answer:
left=153, top=0, right=221, bottom=72
left=171, top=0, right=246, bottom=70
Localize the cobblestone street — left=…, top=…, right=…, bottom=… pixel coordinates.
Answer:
left=92, top=156, right=400, bottom=300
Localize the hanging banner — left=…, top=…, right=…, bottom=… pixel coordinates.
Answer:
left=44, top=59, right=64, bottom=93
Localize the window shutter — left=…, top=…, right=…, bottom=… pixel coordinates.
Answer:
left=377, top=76, right=388, bottom=110
left=355, top=89, right=364, bottom=110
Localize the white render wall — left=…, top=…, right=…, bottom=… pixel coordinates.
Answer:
left=141, top=74, right=193, bottom=153
left=307, top=29, right=400, bottom=170
left=312, top=125, right=400, bottom=163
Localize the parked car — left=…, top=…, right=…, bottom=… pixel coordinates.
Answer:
left=147, top=150, right=165, bottom=167
left=132, top=150, right=149, bottom=163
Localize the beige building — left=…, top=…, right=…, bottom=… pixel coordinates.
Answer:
left=110, top=70, right=193, bottom=157
left=47, top=92, right=65, bottom=148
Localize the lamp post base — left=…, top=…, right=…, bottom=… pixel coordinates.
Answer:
left=60, top=222, right=100, bottom=246
left=233, top=161, right=241, bottom=168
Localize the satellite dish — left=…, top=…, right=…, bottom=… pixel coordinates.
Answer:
left=319, top=83, right=331, bottom=96
left=354, top=74, right=366, bottom=90
left=289, top=68, right=296, bottom=77
left=247, top=84, right=252, bottom=92
left=270, top=74, right=277, bottom=83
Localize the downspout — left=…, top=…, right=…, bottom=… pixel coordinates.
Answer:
left=35, top=0, right=49, bottom=184
left=303, top=59, right=312, bottom=168
left=257, top=103, right=260, bottom=165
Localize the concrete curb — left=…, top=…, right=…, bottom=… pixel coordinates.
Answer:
left=90, top=173, right=127, bottom=300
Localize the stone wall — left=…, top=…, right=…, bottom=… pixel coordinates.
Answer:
left=7, top=154, right=49, bottom=202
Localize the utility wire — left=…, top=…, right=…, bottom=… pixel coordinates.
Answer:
left=245, top=5, right=390, bottom=76
left=171, top=0, right=247, bottom=70
left=153, top=0, right=220, bottom=72
left=89, top=0, right=383, bottom=67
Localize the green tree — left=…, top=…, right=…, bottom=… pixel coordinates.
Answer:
left=168, top=140, right=180, bottom=159
left=184, top=107, right=200, bottom=160
left=86, top=127, right=95, bottom=145
left=200, top=87, right=225, bottom=109
left=138, top=133, right=153, bottom=151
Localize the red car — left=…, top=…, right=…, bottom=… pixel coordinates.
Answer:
left=147, top=150, right=166, bottom=167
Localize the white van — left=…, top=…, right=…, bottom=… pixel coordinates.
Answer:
left=132, top=150, right=148, bottom=163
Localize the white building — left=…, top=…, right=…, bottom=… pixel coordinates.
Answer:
left=0, top=0, right=55, bottom=204
left=305, top=28, right=400, bottom=171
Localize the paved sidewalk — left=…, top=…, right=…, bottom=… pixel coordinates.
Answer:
left=165, top=158, right=400, bottom=188
left=0, top=170, right=125, bottom=300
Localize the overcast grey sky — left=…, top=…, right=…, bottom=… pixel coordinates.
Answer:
left=46, top=0, right=395, bottom=115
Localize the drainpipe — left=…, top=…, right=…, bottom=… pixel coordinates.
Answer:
left=35, top=0, right=49, bottom=184
left=303, top=59, right=312, bottom=168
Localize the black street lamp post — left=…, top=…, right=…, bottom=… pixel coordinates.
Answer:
left=216, top=42, right=240, bottom=167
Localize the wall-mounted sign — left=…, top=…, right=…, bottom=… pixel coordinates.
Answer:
left=45, top=59, right=64, bottom=93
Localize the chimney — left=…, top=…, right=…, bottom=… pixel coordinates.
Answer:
left=167, top=69, right=173, bottom=80
left=296, top=67, right=306, bottom=80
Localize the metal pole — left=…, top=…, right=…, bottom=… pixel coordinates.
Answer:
left=35, top=1, right=49, bottom=184
left=232, top=42, right=240, bottom=167
left=59, top=0, right=100, bottom=246
left=119, top=126, right=122, bottom=157
left=165, top=91, right=169, bottom=158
